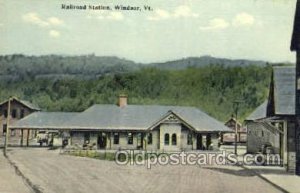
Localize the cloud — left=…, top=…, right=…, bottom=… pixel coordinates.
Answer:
left=22, top=12, right=49, bottom=27
left=232, top=12, right=255, bottom=27
left=147, top=5, right=198, bottom=21
left=47, top=17, right=64, bottom=26
left=199, top=13, right=255, bottom=31
left=87, top=11, right=124, bottom=21
left=199, top=18, right=229, bottom=31
left=49, top=30, right=60, bottom=38
left=22, top=12, right=64, bottom=27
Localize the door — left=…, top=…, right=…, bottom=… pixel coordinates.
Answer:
left=279, top=133, right=284, bottom=166
left=196, top=134, right=202, bottom=150
left=137, top=133, right=144, bottom=149
left=97, top=132, right=107, bottom=149
left=206, top=134, right=212, bottom=150
left=297, top=133, right=300, bottom=175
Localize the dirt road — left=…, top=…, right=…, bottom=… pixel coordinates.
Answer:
left=6, top=148, right=282, bottom=193
left=0, top=150, right=32, bottom=193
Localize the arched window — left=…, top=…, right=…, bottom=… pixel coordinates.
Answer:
left=164, top=133, right=169, bottom=145
left=172, top=133, right=177, bottom=145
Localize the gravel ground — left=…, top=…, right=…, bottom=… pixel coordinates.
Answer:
left=6, top=148, right=282, bottom=193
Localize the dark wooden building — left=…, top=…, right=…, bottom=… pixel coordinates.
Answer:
left=0, top=97, right=40, bottom=145
left=246, top=0, right=300, bottom=174
left=290, top=0, right=300, bottom=175
left=246, top=67, right=297, bottom=172
left=222, top=117, right=247, bottom=144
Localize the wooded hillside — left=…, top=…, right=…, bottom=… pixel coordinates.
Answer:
left=0, top=55, right=275, bottom=122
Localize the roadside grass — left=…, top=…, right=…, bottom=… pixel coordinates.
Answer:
left=66, top=150, right=116, bottom=161
left=61, top=150, right=148, bottom=162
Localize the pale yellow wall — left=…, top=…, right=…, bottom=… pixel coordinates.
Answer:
left=70, top=128, right=220, bottom=152
left=110, top=132, right=143, bottom=150
left=145, top=129, right=159, bottom=151
left=159, top=123, right=181, bottom=151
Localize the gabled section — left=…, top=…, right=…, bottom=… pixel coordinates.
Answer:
left=224, top=117, right=242, bottom=127
left=247, top=67, right=296, bottom=121
left=147, top=110, right=196, bottom=131
left=0, top=97, right=40, bottom=111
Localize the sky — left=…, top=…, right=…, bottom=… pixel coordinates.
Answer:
left=0, top=0, right=297, bottom=63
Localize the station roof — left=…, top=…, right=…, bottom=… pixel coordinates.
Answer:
left=11, top=104, right=230, bottom=132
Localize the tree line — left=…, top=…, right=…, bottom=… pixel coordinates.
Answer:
left=0, top=64, right=272, bottom=122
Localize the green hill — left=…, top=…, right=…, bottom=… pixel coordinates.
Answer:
left=0, top=59, right=273, bottom=122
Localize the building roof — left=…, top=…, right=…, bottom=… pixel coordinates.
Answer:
left=291, top=0, right=300, bottom=51
left=11, top=104, right=230, bottom=132
left=11, top=112, right=79, bottom=129
left=224, top=117, right=242, bottom=127
left=246, top=66, right=295, bottom=121
left=0, top=97, right=40, bottom=111
left=246, top=100, right=268, bottom=121
left=224, top=117, right=247, bottom=132
left=69, top=105, right=230, bottom=132
left=273, top=67, right=295, bottom=115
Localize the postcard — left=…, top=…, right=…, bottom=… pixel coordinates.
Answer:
left=0, top=0, right=299, bottom=193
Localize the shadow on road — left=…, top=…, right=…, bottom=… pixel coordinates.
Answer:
left=203, top=165, right=293, bottom=177
left=202, top=167, right=257, bottom=177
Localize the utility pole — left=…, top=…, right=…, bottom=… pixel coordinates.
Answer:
left=4, top=97, right=11, bottom=157
left=233, top=100, right=242, bottom=155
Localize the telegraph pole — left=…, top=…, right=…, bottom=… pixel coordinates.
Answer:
left=233, top=100, right=242, bottom=155
left=4, top=97, right=11, bottom=157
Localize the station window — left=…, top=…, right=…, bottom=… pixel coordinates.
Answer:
left=147, top=133, right=152, bottom=145
left=3, top=124, right=7, bottom=135
left=172, top=134, right=177, bottom=145
left=10, top=129, right=16, bottom=136
left=164, top=133, right=169, bottom=145
left=20, top=109, right=25, bottom=118
left=187, top=133, right=193, bottom=145
left=12, top=109, right=17, bottom=118
left=128, top=133, right=133, bottom=145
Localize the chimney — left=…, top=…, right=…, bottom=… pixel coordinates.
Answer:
left=118, top=94, right=128, bottom=108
